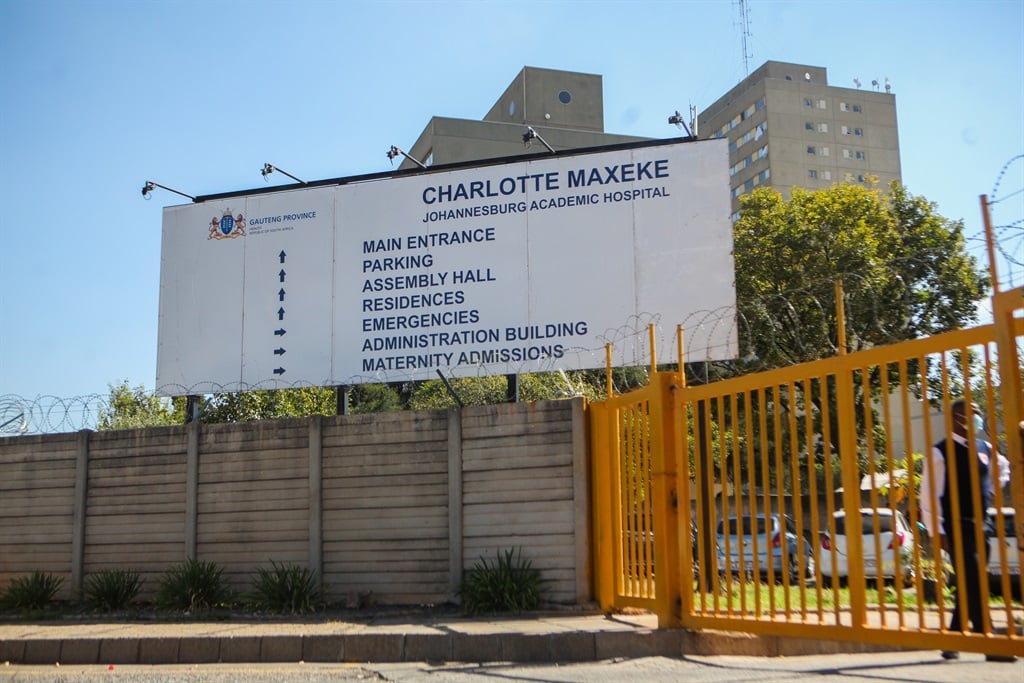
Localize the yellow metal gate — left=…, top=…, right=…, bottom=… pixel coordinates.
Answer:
left=591, top=286, right=1024, bottom=658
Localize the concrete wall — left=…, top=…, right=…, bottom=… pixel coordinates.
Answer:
left=0, top=399, right=591, bottom=607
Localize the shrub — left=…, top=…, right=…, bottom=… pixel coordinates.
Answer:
left=81, top=569, right=143, bottom=611
left=155, top=558, right=233, bottom=612
left=459, top=547, right=547, bottom=615
left=0, top=571, right=64, bottom=612
left=245, top=561, right=320, bottom=614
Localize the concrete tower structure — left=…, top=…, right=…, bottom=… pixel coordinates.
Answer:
left=400, top=66, right=647, bottom=170
left=698, top=61, right=902, bottom=219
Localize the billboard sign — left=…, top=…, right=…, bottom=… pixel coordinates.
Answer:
left=156, top=138, right=736, bottom=396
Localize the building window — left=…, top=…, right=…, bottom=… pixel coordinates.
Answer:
left=857, top=174, right=866, bottom=182
left=816, top=99, right=827, bottom=109
left=755, top=97, right=765, bottom=111
left=854, top=128, right=863, bottom=136
left=804, top=98, right=813, bottom=108
left=818, top=123, right=828, bottom=133
left=840, top=102, right=849, bottom=112
left=855, top=151, right=866, bottom=160
left=805, top=121, right=814, bottom=131
left=744, top=179, right=755, bottom=191
left=807, top=146, right=816, bottom=155
left=821, top=170, right=832, bottom=181
left=841, top=125, right=851, bottom=135
left=842, top=149, right=852, bottom=159
left=853, top=104, right=862, bottom=113
left=808, top=170, right=818, bottom=179
left=820, top=147, right=830, bottom=157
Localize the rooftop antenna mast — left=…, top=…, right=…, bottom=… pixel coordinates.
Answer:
left=735, top=0, right=753, bottom=75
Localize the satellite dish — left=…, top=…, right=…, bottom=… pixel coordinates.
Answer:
left=854, top=78, right=862, bottom=88
left=804, top=72, right=811, bottom=81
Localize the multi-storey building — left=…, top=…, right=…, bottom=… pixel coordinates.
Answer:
left=402, top=62, right=902, bottom=222
left=698, top=61, right=901, bottom=220
left=399, top=66, right=647, bottom=170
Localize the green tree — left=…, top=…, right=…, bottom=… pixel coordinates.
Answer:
left=199, top=387, right=338, bottom=423
left=97, top=381, right=185, bottom=430
left=409, top=371, right=604, bottom=410
left=733, top=182, right=986, bottom=366
left=726, top=182, right=988, bottom=471
left=346, top=383, right=406, bottom=414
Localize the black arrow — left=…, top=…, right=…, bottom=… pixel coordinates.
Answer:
left=278, top=288, right=286, bottom=302
left=273, top=367, right=286, bottom=375
left=279, top=250, right=286, bottom=264
left=273, top=347, right=286, bottom=356
left=277, top=307, right=285, bottom=321
left=274, top=328, right=287, bottom=336
left=279, top=269, right=286, bottom=283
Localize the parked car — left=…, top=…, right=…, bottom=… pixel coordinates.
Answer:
left=820, top=508, right=914, bottom=584
left=987, top=507, right=1020, bottom=577
left=715, top=513, right=814, bottom=582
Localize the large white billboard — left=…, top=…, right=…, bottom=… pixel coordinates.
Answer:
left=156, top=139, right=736, bottom=396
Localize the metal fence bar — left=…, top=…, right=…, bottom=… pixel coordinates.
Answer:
left=591, top=301, right=1023, bottom=657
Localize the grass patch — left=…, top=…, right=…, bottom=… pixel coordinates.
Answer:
left=460, top=547, right=547, bottom=615
left=244, top=561, right=320, bottom=614
left=0, top=571, right=64, bottom=613
left=155, top=558, right=234, bottom=612
left=81, top=569, right=143, bottom=612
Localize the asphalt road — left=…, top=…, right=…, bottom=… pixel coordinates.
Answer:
left=2, top=652, right=1021, bottom=683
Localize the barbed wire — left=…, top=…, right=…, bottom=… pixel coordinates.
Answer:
left=972, top=153, right=1024, bottom=289
left=0, top=394, right=108, bottom=436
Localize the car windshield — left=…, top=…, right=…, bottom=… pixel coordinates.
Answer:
left=833, top=511, right=905, bottom=535
left=721, top=517, right=771, bottom=535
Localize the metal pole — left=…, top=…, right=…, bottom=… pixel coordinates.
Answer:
left=981, top=194, right=1000, bottom=293
left=506, top=373, right=519, bottom=403
left=834, top=279, right=847, bottom=356
left=649, top=324, right=657, bottom=375
left=605, top=343, right=613, bottom=399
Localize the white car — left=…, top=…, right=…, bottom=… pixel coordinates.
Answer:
left=716, top=513, right=815, bottom=582
left=820, top=508, right=914, bottom=584
left=987, top=507, right=1020, bottom=577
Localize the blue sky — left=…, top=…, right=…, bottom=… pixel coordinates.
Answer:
left=1, top=0, right=1022, bottom=406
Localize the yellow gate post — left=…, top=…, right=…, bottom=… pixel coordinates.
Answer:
left=651, top=372, right=682, bottom=627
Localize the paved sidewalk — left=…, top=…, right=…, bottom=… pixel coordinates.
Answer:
left=0, top=609, right=918, bottom=666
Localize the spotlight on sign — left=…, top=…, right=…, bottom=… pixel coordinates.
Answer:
left=386, top=145, right=427, bottom=169
left=261, top=163, right=306, bottom=184
left=667, top=110, right=693, bottom=137
left=522, top=126, right=555, bottom=154
left=140, top=180, right=195, bottom=201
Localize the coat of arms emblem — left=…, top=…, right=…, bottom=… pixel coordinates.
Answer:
left=209, top=209, right=246, bottom=240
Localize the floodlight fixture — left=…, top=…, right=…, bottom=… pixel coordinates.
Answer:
left=667, top=110, right=694, bottom=137
left=261, top=163, right=306, bottom=184
left=386, top=145, right=427, bottom=169
left=141, top=180, right=195, bottom=201
left=522, top=126, right=555, bottom=154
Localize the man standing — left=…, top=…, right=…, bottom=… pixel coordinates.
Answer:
left=920, top=399, right=1013, bottom=661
